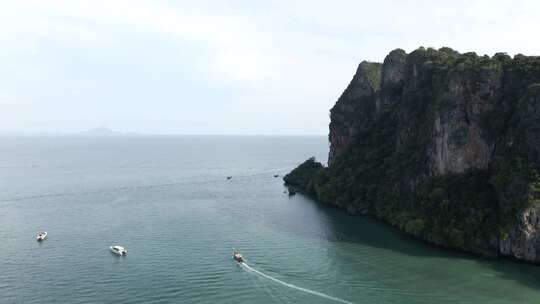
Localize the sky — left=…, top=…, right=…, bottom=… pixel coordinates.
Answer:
left=1, top=0, right=539, bottom=135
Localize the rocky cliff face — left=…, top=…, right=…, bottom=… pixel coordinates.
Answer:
left=329, top=61, right=382, bottom=165
left=286, top=47, right=540, bottom=262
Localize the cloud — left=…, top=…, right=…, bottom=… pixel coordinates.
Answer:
left=1, top=0, right=540, bottom=133
left=0, top=0, right=277, bottom=82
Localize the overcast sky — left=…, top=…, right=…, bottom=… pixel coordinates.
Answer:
left=1, top=0, right=539, bottom=135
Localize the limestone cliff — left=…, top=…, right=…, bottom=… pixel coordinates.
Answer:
left=285, top=47, right=540, bottom=262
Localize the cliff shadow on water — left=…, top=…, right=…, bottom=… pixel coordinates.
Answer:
left=285, top=47, right=540, bottom=265
left=286, top=189, right=443, bottom=257
left=286, top=188, right=540, bottom=292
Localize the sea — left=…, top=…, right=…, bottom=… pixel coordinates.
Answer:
left=1, top=136, right=540, bottom=304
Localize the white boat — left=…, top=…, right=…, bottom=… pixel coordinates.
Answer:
left=110, top=245, right=127, bottom=256
left=36, top=232, right=47, bottom=242
left=233, top=250, right=244, bottom=263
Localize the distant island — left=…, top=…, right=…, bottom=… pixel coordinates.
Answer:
left=76, top=126, right=137, bottom=137
left=0, top=126, right=139, bottom=137
left=285, top=47, right=540, bottom=263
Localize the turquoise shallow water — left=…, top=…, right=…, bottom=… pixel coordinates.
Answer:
left=1, top=136, right=540, bottom=304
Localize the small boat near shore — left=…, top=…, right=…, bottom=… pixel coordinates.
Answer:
left=36, top=232, right=47, bottom=242
left=110, top=245, right=127, bottom=256
left=233, top=250, right=244, bottom=263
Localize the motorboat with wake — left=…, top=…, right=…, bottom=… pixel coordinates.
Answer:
left=36, top=232, right=47, bottom=242
left=110, top=245, right=128, bottom=256
left=233, top=250, right=244, bottom=262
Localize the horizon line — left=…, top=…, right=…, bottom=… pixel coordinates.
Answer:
left=0, top=132, right=328, bottom=137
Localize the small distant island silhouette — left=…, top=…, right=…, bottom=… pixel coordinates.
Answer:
left=0, top=127, right=139, bottom=137
left=77, top=126, right=133, bottom=137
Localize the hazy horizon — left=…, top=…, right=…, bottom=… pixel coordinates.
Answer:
left=0, top=126, right=327, bottom=136
left=2, top=0, right=540, bottom=135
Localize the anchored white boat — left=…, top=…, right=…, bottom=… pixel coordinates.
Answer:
left=110, top=245, right=127, bottom=256
left=36, top=232, right=47, bottom=242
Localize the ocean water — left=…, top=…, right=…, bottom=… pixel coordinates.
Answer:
left=1, top=136, right=540, bottom=304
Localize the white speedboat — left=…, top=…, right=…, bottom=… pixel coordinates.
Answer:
left=36, top=232, right=47, bottom=242
left=110, top=245, right=127, bottom=256
left=233, top=250, right=244, bottom=263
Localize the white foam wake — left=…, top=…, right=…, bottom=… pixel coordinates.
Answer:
left=240, top=262, right=354, bottom=304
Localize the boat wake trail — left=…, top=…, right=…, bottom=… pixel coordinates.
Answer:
left=240, top=262, right=354, bottom=304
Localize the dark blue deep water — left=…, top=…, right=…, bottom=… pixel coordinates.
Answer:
left=1, top=136, right=540, bottom=303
